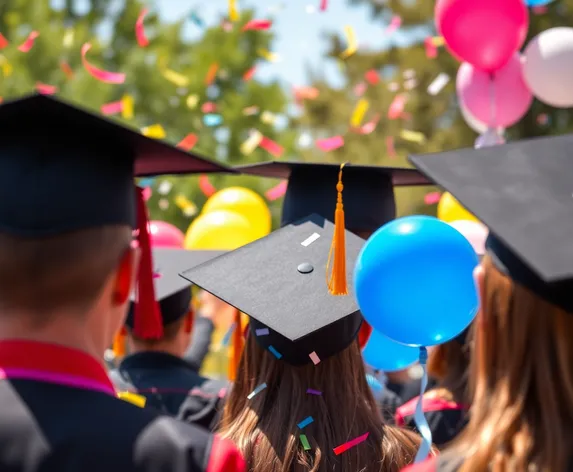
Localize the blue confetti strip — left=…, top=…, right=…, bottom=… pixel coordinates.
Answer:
left=247, top=382, right=267, bottom=400
left=221, top=323, right=236, bottom=347
left=414, top=347, right=432, bottom=463
left=138, top=178, right=155, bottom=188
left=268, top=345, right=282, bottom=359
left=203, top=114, right=223, bottom=126
left=297, top=416, right=314, bottom=429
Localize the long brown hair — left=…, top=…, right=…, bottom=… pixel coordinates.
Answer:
left=218, top=333, right=422, bottom=471
left=443, top=255, right=573, bottom=471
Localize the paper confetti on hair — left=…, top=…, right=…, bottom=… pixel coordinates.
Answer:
left=265, top=180, right=287, bottom=201
left=240, top=130, right=263, bottom=155
left=316, top=136, right=344, bottom=152
left=300, top=434, right=312, bottom=451
left=268, top=345, right=282, bottom=359
left=18, top=31, right=39, bottom=53
left=388, top=95, right=407, bottom=120
left=162, top=68, right=189, bottom=87
left=175, top=195, right=198, bottom=217
left=385, top=16, right=402, bottom=35
left=81, top=43, right=126, bottom=84
left=122, top=95, right=134, bottom=120
left=385, top=136, right=396, bottom=157
left=424, top=192, right=441, bottom=205
left=243, top=67, right=256, bottom=81
left=141, top=124, right=166, bottom=139
left=60, top=61, right=74, bottom=79
left=320, top=0, right=328, bottom=11
left=298, top=416, right=314, bottom=429
left=400, top=129, right=426, bottom=144
left=309, top=351, right=321, bottom=365
left=205, top=63, right=219, bottom=85
left=351, top=99, right=369, bottom=127
left=365, top=69, right=379, bottom=85
left=177, top=133, right=198, bottom=151
left=199, top=175, right=217, bottom=197
left=135, top=8, right=150, bottom=47
left=255, top=328, right=269, bottom=336
left=101, top=100, right=124, bottom=116
left=427, top=73, right=450, bottom=96
left=229, top=0, right=239, bottom=21
left=340, top=26, right=357, bottom=59
left=242, top=20, right=272, bottom=31
left=118, top=391, right=147, bottom=408
left=257, top=48, right=280, bottom=62
left=0, top=33, right=8, bottom=50
left=247, top=383, right=267, bottom=400
left=260, top=136, right=284, bottom=158
left=333, top=432, right=369, bottom=455
left=306, top=388, right=322, bottom=395
left=36, top=82, right=57, bottom=95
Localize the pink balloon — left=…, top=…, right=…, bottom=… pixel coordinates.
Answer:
left=149, top=221, right=185, bottom=248
left=448, top=220, right=488, bottom=256
left=436, top=0, right=529, bottom=72
left=456, top=54, right=532, bottom=128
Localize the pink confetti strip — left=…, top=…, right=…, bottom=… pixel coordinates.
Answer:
left=243, top=67, right=256, bottom=81
left=320, top=0, right=328, bottom=11
left=424, top=37, right=438, bottom=59
left=354, top=114, right=380, bottom=135
left=354, top=82, right=366, bottom=97
left=388, top=94, right=406, bottom=120
left=306, top=388, right=322, bottom=395
left=364, top=69, right=379, bottom=85
left=260, top=136, right=284, bottom=158
left=81, top=43, right=126, bottom=84
left=135, top=8, right=150, bottom=47
left=0, top=33, right=8, bottom=50
left=333, top=432, right=369, bottom=455
left=100, top=100, right=123, bottom=115
left=18, top=31, right=39, bottom=53
left=316, top=136, right=344, bottom=152
left=265, top=180, right=287, bottom=201
left=177, top=134, right=198, bottom=151
left=202, top=102, right=217, bottom=113
left=385, top=16, right=402, bottom=35
left=309, top=351, right=321, bottom=365
left=35, top=82, right=57, bottom=95
left=142, top=187, right=152, bottom=202
left=242, top=20, right=272, bottom=31
left=385, top=136, right=396, bottom=158
left=424, top=191, right=441, bottom=205
left=199, top=175, right=217, bottom=197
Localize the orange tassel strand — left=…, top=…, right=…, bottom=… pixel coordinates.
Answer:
left=327, top=163, right=348, bottom=295
left=112, top=326, right=127, bottom=358
left=229, top=310, right=245, bottom=381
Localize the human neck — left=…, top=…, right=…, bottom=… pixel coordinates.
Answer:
left=132, top=339, right=182, bottom=358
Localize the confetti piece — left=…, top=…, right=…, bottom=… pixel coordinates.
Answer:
left=354, top=82, right=367, bottom=97
left=400, top=129, right=426, bottom=144
left=243, top=67, right=256, bottom=81
left=242, top=20, right=272, bottom=31
left=141, top=124, right=166, bottom=139
left=190, top=12, right=205, bottom=27
left=243, top=106, right=259, bottom=116
left=309, top=351, right=321, bottom=365
left=18, top=31, right=39, bottom=53
left=432, top=36, right=445, bottom=47
left=388, top=95, right=407, bottom=119
left=240, top=130, right=263, bottom=155
left=261, top=111, right=276, bottom=125
left=199, top=175, right=217, bottom=197
left=81, top=43, right=126, bottom=84
left=306, top=388, right=322, bottom=395
left=158, top=180, right=173, bottom=195
left=63, top=28, right=74, bottom=48
left=204, top=114, right=223, bottom=127
left=101, top=100, right=123, bottom=115
left=122, top=95, right=134, bottom=120
left=229, top=0, right=239, bottom=22
left=293, top=87, right=320, bottom=103
left=221, top=323, right=236, bottom=346
left=427, top=73, right=450, bottom=96
left=60, top=61, right=74, bottom=79
left=340, top=26, right=357, bottom=59
left=175, top=195, right=198, bottom=217
left=118, top=392, right=147, bottom=408
left=320, top=0, right=328, bottom=11
left=365, top=69, right=379, bottom=85
left=333, top=432, right=369, bottom=455
left=135, top=8, right=149, bottom=47
left=202, top=102, right=217, bottom=113
left=0, top=33, right=8, bottom=50
left=177, top=133, right=198, bottom=151
left=142, top=187, right=152, bottom=202
left=350, top=99, right=369, bottom=127
left=424, top=192, right=441, bottom=205
left=265, top=180, right=287, bottom=201
left=258, top=48, right=280, bottom=62
left=355, top=114, right=380, bottom=135
left=247, top=383, right=267, bottom=400
left=162, top=69, right=189, bottom=87
left=385, top=16, right=402, bottom=35
left=205, top=63, right=219, bottom=85
left=300, top=434, right=312, bottom=450
left=268, top=345, right=282, bottom=359
left=186, top=94, right=199, bottom=109
left=0, top=57, right=12, bottom=77
left=255, top=328, right=269, bottom=336
left=139, top=178, right=155, bottom=188
left=297, top=416, right=314, bottom=429
left=36, top=82, right=57, bottom=95
left=316, top=136, right=344, bottom=152
left=424, top=37, right=437, bottom=59
left=259, top=136, right=284, bottom=157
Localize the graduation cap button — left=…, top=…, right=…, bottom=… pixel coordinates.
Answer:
left=297, top=262, right=314, bottom=274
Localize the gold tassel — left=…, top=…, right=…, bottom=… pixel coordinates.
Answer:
left=112, top=326, right=127, bottom=358
left=229, top=310, right=245, bottom=381
left=327, top=163, right=348, bottom=295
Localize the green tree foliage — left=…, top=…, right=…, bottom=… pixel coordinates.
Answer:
left=0, top=0, right=295, bottom=230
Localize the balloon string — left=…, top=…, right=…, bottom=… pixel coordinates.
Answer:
left=488, top=73, right=496, bottom=128
left=414, top=347, right=432, bottom=463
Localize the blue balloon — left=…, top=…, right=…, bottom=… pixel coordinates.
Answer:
left=525, top=0, right=553, bottom=6
left=354, top=215, right=479, bottom=347
left=363, top=329, right=419, bottom=372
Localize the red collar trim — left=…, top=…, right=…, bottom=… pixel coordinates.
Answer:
left=0, top=340, right=115, bottom=394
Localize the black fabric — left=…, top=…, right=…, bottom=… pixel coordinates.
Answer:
left=111, top=352, right=227, bottom=430
left=0, top=378, right=216, bottom=472
left=184, top=317, right=216, bottom=371
left=388, top=378, right=438, bottom=404
left=376, top=388, right=402, bottom=424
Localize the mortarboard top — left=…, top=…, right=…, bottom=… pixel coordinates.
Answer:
left=235, top=161, right=431, bottom=232
left=126, top=248, right=226, bottom=333
left=180, top=213, right=366, bottom=365
left=0, top=94, right=234, bottom=236
left=409, top=134, right=573, bottom=313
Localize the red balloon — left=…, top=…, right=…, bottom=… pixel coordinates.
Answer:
left=436, top=0, right=529, bottom=72
left=148, top=221, right=185, bottom=248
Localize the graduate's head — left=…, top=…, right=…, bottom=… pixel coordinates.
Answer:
left=410, top=133, right=573, bottom=471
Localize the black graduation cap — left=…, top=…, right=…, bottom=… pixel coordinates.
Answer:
left=409, top=134, right=573, bottom=313
left=235, top=161, right=431, bottom=232
left=180, top=214, right=366, bottom=365
left=0, top=93, right=234, bottom=236
left=125, top=248, right=226, bottom=333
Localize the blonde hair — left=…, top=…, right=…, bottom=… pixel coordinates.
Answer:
left=218, top=334, right=422, bottom=472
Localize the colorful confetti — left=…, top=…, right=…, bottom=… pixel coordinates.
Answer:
left=60, top=61, right=74, bottom=79
left=309, top=351, right=321, bottom=365
left=118, top=391, right=147, bottom=408
left=265, top=181, right=287, bottom=201
left=18, top=31, right=39, bottom=53
left=122, top=95, right=134, bottom=120
left=63, top=28, right=74, bottom=48
left=385, top=16, right=402, bottom=35
left=424, top=37, right=438, bottom=58
left=268, top=345, right=282, bottom=359
left=333, top=432, right=369, bottom=455
left=427, top=73, right=450, bottom=96
left=240, top=130, right=263, bottom=155
left=297, top=416, right=314, bottom=429
left=247, top=382, right=267, bottom=400
left=135, top=8, right=150, bottom=47
left=385, top=136, right=396, bottom=157
left=364, top=69, right=379, bottom=85
left=162, top=69, right=189, bottom=87
left=190, top=12, right=204, bottom=28
left=101, top=100, right=123, bottom=115
left=259, top=136, right=284, bottom=157
left=300, top=434, right=312, bottom=451
left=316, top=136, right=344, bottom=152
left=81, top=43, right=126, bottom=84
left=255, top=328, right=270, bottom=336
left=177, top=133, right=198, bottom=151
left=186, top=94, right=199, bottom=109
left=388, top=95, right=407, bottom=120
left=354, top=114, right=380, bottom=135
left=424, top=192, right=442, bottom=205
left=258, top=48, right=280, bottom=62
left=261, top=111, right=276, bottom=125
left=175, top=195, right=198, bottom=217
left=306, top=388, right=322, bottom=395
left=320, top=0, right=328, bottom=11
left=35, top=82, right=57, bottom=95
left=243, top=67, right=256, bottom=81
left=350, top=99, right=369, bottom=127
left=340, top=26, right=357, bottom=59
left=205, top=63, right=219, bottom=85
left=199, top=175, right=217, bottom=197
left=242, top=20, right=272, bottom=31
left=202, top=102, right=217, bottom=113
left=229, top=0, right=239, bottom=21
left=400, top=129, right=426, bottom=144
left=0, top=33, right=8, bottom=50
left=141, top=124, right=166, bottom=139
left=354, top=82, right=367, bottom=97
left=204, top=114, right=223, bottom=127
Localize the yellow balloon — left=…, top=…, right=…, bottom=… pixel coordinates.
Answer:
left=184, top=210, right=260, bottom=250
left=437, top=192, right=479, bottom=223
left=202, top=187, right=271, bottom=239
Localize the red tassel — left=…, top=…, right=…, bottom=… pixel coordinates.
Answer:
left=184, top=308, right=194, bottom=334
left=358, top=321, right=372, bottom=349
left=133, top=187, right=163, bottom=339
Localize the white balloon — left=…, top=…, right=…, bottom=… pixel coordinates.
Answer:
left=523, top=27, right=573, bottom=108
left=459, top=102, right=504, bottom=135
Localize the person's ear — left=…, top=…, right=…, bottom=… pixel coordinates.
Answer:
left=113, top=246, right=140, bottom=306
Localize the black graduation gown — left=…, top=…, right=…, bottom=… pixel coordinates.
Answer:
left=110, top=351, right=228, bottom=430
left=184, top=317, right=215, bottom=371
left=376, top=387, right=402, bottom=424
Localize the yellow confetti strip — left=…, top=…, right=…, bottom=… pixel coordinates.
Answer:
left=351, top=99, right=369, bottom=127
left=431, top=36, right=445, bottom=47
left=162, top=69, right=189, bottom=87
left=175, top=195, right=198, bottom=217
left=117, top=392, right=146, bottom=408
left=186, top=94, right=199, bottom=109
left=340, top=26, right=357, bottom=59
left=63, top=28, right=74, bottom=48
left=229, top=0, right=239, bottom=21
left=400, top=129, right=426, bottom=144
left=257, top=48, right=280, bottom=62
left=141, top=124, right=166, bottom=139
left=240, top=130, right=263, bottom=155
left=260, top=111, right=276, bottom=125
left=0, top=56, right=12, bottom=77
left=121, top=94, right=134, bottom=120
